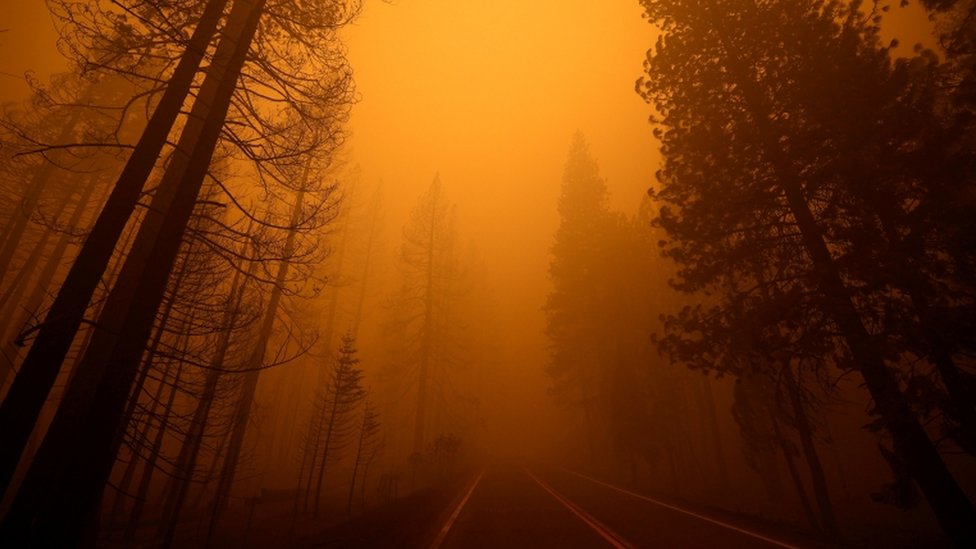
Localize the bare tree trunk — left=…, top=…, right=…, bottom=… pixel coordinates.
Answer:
left=700, top=376, right=731, bottom=493
left=822, top=422, right=851, bottom=503
left=414, top=187, right=438, bottom=455
left=312, top=387, right=342, bottom=516
left=121, top=251, right=198, bottom=542
left=292, top=181, right=348, bottom=513
left=0, top=178, right=71, bottom=317
left=123, top=342, right=188, bottom=542
left=359, top=460, right=371, bottom=511
left=346, top=403, right=371, bottom=515
left=207, top=186, right=301, bottom=540
left=0, top=106, right=84, bottom=288
left=781, top=173, right=974, bottom=542
left=771, top=414, right=820, bottom=532
left=191, top=419, right=233, bottom=513
left=351, top=182, right=382, bottom=335
left=108, top=299, right=179, bottom=530
left=108, top=219, right=198, bottom=529
left=0, top=0, right=228, bottom=498
left=871, top=197, right=976, bottom=443
left=107, top=449, right=140, bottom=535
left=0, top=2, right=260, bottom=545
left=108, top=405, right=148, bottom=532
left=756, top=446, right=786, bottom=504
left=157, top=259, right=251, bottom=549
left=301, top=406, right=324, bottom=512
left=0, top=175, right=96, bottom=389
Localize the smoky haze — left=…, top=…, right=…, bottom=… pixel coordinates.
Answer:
left=0, top=1, right=973, bottom=549
left=340, top=0, right=657, bottom=457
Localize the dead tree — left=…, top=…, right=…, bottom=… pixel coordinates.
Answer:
left=0, top=0, right=228, bottom=498
left=207, top=187, right=305, bottom=538
left=347, top=398, right=380, bottom=514
left=300, top=331, right=365, bottom=515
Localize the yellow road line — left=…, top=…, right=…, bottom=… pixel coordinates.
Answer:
left=561, top=467, right=801, bottom=549
left=524, top=468, right=636, bottom=549
left=429, top=469, right=485, bottom=549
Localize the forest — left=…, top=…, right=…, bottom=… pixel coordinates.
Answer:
left=0, top=0, right=974, bottom=547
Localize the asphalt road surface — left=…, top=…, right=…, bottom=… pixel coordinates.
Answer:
left=434, top=463, right=806, bottom=549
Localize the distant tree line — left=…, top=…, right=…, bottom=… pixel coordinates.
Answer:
left=547, top=1, right=976, bottom=545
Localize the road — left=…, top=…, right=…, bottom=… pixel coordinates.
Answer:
left=434, top=463, right=807, bottom=549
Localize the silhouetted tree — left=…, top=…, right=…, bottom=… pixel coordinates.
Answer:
left=207, top=186, right=309, bottom=538
left=545, top=133, right=614, bottom=460
left=0, top=0, right=356, bottom=543
left=348, top=398, right=381, bottom=514
left=0, top=72, right=141, bottom=391
left=387, top=176, right=458, bottom=455
left=154, top=244, right=258, bottom=549
left=300, top=331, right=365, bottom=515
left=920, top=0, right=975, bottom=101
left=636, top=0, right=976, bottom=542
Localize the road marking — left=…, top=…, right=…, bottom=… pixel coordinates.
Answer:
left=429, top=469, right=485, bottom=549
left=524, top=468, right=636, bottom=549
left=561, top=467, right=801, bottom=549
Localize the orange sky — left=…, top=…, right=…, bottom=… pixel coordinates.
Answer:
left=340, top=1, right=660, bottom=447
left=337, top=0, right=933, bottom=446
left=0, top=5, right=63, bottom=100
left=341, top=0, right=655, bottom=384
left=0, top=0, right=937, bottom=448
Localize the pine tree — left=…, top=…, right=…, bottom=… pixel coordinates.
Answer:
left=0, top=0, right=228, bottom=494
left=545, top=132, right=614, bottom=457
left=348, top=398, right=381, bottom=514
left=636, top=0, right=976, bottom=542
left=302, top=332, right=366, bottom=515
left=208, top=185, right=305, bottom=539
left=390, top=176, right=458, bottom=454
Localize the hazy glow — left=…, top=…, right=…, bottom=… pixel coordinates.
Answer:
left=0, top=1, right=953, bottom=544
left=340, top=1, right=657, bottom=448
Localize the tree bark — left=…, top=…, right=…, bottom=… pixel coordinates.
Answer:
left=0, top=182, right=75, bottom=321
left=107, top=289, right=181, bottom=530
left=348, top=441, right=364, bottom=515
left=351, top=182, right=382, bottom=335
left=312, top=382, right=342, bottom=516
left=157, top=258, right=251, bottom=549
left=874, top=202, right=976, bottom=446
